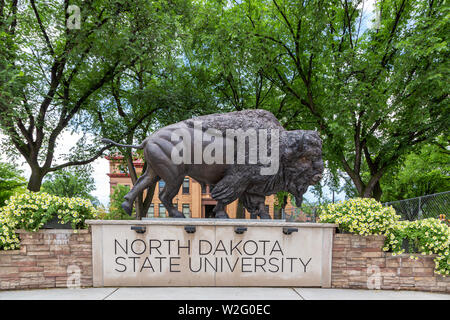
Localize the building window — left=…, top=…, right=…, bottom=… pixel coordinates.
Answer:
left=159, top=180, right=165, bottom=190
left=182, top=178, right=190, bottom=194
left=148, top=204, right=154, bottom=218
left=159, top=204, right=166, bottom=218
left=182, top=204, right=190, bottom=218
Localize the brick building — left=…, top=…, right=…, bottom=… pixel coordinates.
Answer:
left=106, top=155, right=294, bottom=219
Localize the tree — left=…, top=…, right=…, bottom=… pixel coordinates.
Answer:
left=96, top=61, right=218, bottom=218
left=381, top=141, right=450, bottom=202
left=0, top=0, right=185, bottom=191
left=0, top=162, right=26, bottom=206
left=309, top=169, right=345, bottom=205
left=188, top=1, right=280, bottom=113
left=41, top=165, right=99, bottom=204
left=274, top=191, right=291, bottom=218
left=108, top=184, right=133, bottom=219
left=57, top=0, right=219, bottom=218
left=191, top=0, right=449, bottom=200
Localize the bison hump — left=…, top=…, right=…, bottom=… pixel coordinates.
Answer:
left=185, top=109, right=284, bottom=131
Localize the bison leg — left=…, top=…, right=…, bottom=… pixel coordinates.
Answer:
left=211, top=174, right=249, bottom=202
left=213, top=201, right=230, bottom=219
left=240, top=193, right=271, bottom=220
left=257, top=202, right=271, bottom=219
left=122, top=168, right=159, bottom=218
left=211, top=174, right=249, bottom=219
left=159, top=176, right=185, bottom=218
left=208, top=184, right=229, bottom=218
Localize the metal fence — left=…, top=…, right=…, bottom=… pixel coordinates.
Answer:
left=383, top=191, right=450, bottom=221
left=280, top=191, right=449, bottom=222
left=282, top=206, right=320, bottom=222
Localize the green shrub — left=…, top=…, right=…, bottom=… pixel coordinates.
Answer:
left=319, top=198, right=400, bottom=235
left=109, top=185, right=135, bottom=218
left=383, top=218, right=450, bottom=276
left=0, top=191, right=98, bottom=250
left=41, top=166, right=99, bottom=205
left=0, top=162, right=26, bottom=207
left=96, top=205, right=134, bottom=220
left=319, top=198, right=450, bottom=276
left=0, top=221, right=20, bottom=250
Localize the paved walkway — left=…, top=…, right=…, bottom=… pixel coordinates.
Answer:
left=0, top=287, right=449, bottom=300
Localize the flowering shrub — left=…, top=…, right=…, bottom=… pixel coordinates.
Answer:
left=319, top=198, right=400, bottom=235
left=0, top=221, right=20, bottom=250
left=439, top=214, right=450, bottom=227
left=0, top=191, right=98, bottom=250
left=383, top=218, right=450, bottom=276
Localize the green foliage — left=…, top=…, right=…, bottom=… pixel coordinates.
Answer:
left=0, top=0, right=198, bottom=191
left=1, top=0, right=448, bottom=204
left=1, top=191, right=98, bottom=230
left=99, top=210, right=136, bottom=221
left=439, top=214, right=450, bottom=227
left=274, top=191, right=290, bottom=210
left=383, top=219, right=450, bottom=276
left=190, top=0, right=449, bottom=200
left=0, top=162, right=26, bottom=207
left=0, top=191, right=98, bottom=250
left=108, top=185, right=135, bottom=219
left=298, top=201, right=319, bottom=216
left=41, top=166, right=99, bottom=205
left=95, top=205, right=134, bottom=220
left=0, top=221, right=20, bottom=250
left=319, top=198, right=400, bottom=235
left=309, top=168, right=345, bottom=205
left=319, top=198, right=450, bottom=276
left=381, top=142, right=450, bottom=202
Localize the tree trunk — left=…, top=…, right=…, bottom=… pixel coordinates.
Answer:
left=274, top=208, right=282, bottom=220
left=125, top=150, right=145, bottom=219
left=359, top=180, right=383, bottom=200
left=27, top=168, right=44, bottom=192
left=236, top=199, right=245, bottom=219
left=371, top=181, right=383, bottom=201
left=343, top=164, right=384, bottom=201
left=282, top=195, right=288, bottom=209
left=135, top=195, right=144, bottom=220
left=281, top=195, right=288, bottom=219
left=362, top=169, right=385, bottom=199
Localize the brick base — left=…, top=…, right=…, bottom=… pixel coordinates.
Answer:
left=1, top=229, right=448, bottom=292
left=331, top=233, right=450, bottom=293
left=0, top=229, right=92, bottom=290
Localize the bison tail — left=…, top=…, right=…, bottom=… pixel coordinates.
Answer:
left=101, top=138, right=144, bottom=149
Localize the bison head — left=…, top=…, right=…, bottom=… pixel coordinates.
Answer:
left=282, top=130, right=324, bottom=206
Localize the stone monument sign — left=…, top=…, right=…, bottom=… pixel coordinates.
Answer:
left=87, top=219, right=335, bottom=287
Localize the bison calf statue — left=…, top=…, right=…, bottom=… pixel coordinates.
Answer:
left=102, top=109, right=323, bottom=219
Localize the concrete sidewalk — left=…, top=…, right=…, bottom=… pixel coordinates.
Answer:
left=0, top=287, right=449, bottom=300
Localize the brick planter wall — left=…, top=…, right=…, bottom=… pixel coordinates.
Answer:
left=1, top=229, right=448, bottom=292
left=332, top=233, right=450, bottom=293
left=0, top=229, right=92, bottom=290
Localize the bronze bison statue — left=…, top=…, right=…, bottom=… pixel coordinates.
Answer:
left=102, top=109, right=323, bottom=219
